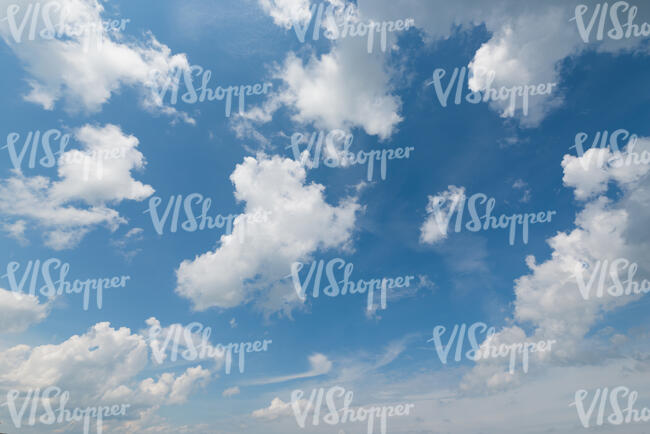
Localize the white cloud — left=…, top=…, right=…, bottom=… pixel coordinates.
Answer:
left=223, top=386, right=240, bottom=397
left=251, top=397, right=294, bottom=420
left=562, top=137, right=650, bottom=200
left=175, top=153, right=360, bottom=315
left=420, top=185, right=466, bottom=245
left=466, top=8, right=569, bottom=126
left=0, top=320, right=213, bottom=434
left=275, top=40, right=402, bottom=139
left=257, top=0, right=312, bottom=29
left=0, top=287, right=49, bottom=333
left=240, top=35, right=403, bottom=140
left=1, top=219, right=28, bottom=244
left=0, top=322, right=148, bottom=394
left=0, top=124, right=154, bottom=249
left=0, top=0, right=192, bottom=122
left=250, top=353, right=332, bottom=385
left=460, top=138, right=650, bottom=391
left=167, top=366, right=211, bottom=404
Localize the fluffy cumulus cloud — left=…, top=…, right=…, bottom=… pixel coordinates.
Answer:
left=249, top=0, right=650, bottom=134
left=0, top=322, right=148, bottom=393
left=104, top=365, right=211, bottom=406
left=251, top=397, right=295, bottom=420
left=0, top=322, right=213, bottom=432
left=466, top=7, right=569, bottom=126
left=242, top=36, right=403, bottom=140
left=562, top=136, right=650, bottom=200
left=0, top=124, right=153, bottom=249
left=175, top=154, right=360, bottom=315
left=0, top=287, right=49, bottom=333
left=0, top=0, right=192, bottom=122
left=244, top=0, right=404, bottom=140
left=460, top=139, right=650, bottom=391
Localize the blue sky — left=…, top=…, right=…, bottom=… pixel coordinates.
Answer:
left=1, top=0, right=650, bottom=433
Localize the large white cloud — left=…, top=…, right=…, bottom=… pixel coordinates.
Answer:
left=0, top=321, right=213, bottom=433
left=0, top=0, right=192, bottom=122
left=244, top=0, right=404, bottom=140
left=176, top=153, right=361, bottom=314
left=242, top=36, right=403, bottom=140
left=460, top=138, right=650, bottom=391
left=0, top=124, right=154, bottom=249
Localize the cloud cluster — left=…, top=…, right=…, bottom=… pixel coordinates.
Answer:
left=176, top=153, right=361, bottom=315
left=460, top=138, right=650, bottom=391
left=0, top=0, right=192, bottom=122
left=0, top=124, right=153, bottom=249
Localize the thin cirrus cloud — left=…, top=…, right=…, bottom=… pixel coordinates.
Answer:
left=247, top=353, right=332, bottom=386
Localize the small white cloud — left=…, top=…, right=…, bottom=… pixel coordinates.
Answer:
left=257, top=0, right=312, bottom=29
left=251, top=397, right=294, bottom=420
left=222, top=386, right=240, bottom=397
left=0, top=287, right=49, bottom=333
left=420, top=185, right=465, bottom=245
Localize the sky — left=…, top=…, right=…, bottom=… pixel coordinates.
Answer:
left=0, top=0, right=649, bottom=433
